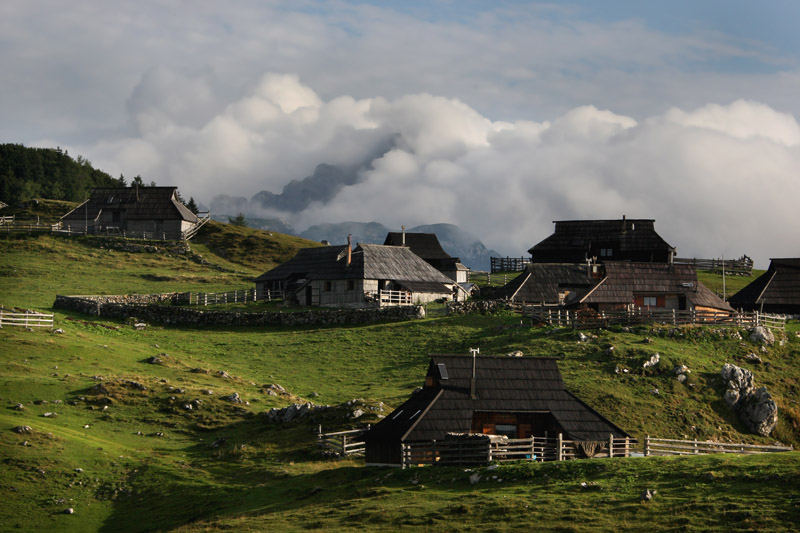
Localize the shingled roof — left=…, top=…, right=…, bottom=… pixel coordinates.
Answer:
left=498, top=263, right=597, bottom=304
left=366, top=355, right=628, bottom=447
left=255, top=243, right=454, bottom=285
left=581, top=262, right=733, bottom=311
left=729, top=258, right=800, bottom=313
left=529, top=218, right=674, bottom=263
left=61, top=187, right=198, bottom=223
left=384, top=232, right=454, bottom=260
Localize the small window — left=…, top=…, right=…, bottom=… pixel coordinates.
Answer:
left=324, top=281, right=332, bottom=292
left=347, top=280, right=355, bottom=291
left=643, top=296, right=657, bottom=307
left=600, top=248, right=613, bottom=257
left=494, top=424, right=518, bottom=438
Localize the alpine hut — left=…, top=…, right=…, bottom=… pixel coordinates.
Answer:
left=364, top=354, right=628, bottom=466
left=579, top=262, right=733, bottom=314
left=254, top=239, right=466, bottom=307
left=383, top=231, right=469, bottom=283
left=729, top=258, right=800, bottom=315
left=529, top=217, right=675, bottom=264
left=498, top=261, right=732, bottom=314
left=60, top=186, right=201, bottom=239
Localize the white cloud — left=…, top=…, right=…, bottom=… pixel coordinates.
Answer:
left=83, top=74, right=797, bottom=267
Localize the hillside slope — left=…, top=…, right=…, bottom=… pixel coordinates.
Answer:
left=1, top=233, right=798, bottom=531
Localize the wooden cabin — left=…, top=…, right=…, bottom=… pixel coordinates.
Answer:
left=384, top=231, right=469, bottom=283
left=529, top=217, right=675, bottom=263
left=60, top=186, right=199, bottom=240
left=497, top=263, right=599, bottom=305
left=580, top=262, right=733, bottom=314
left=364, top=354, right=628, bottom=466
left=255, top=241, right=466, bottom=307
left=729, top=258, right=800, bottom=315
left=498, top=262, right=731, bottom=314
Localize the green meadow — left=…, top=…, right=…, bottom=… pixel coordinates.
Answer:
left=1, top=227, right=798, bottom=531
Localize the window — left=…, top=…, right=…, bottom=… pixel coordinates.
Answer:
left=494, top=424, right=518, bottom=438
left=600, top=248, right=613, bottom=257
left=324, top=281, right=332, bottom=292
left=643, top=296, right=657, bottom=307
left=347, top=280, right=355, bottom=291
left=112, top=211, right=121, bottom=223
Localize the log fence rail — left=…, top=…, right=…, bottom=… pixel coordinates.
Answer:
left=525, top=307, right=786, bottom=331
left=0, top=309, right=54, bottom=328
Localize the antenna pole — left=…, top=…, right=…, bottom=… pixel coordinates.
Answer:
left=469, top=347, right=479, bottom=400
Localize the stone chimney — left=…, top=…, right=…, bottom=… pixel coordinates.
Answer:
left=347, top=234, right=352, bottom=267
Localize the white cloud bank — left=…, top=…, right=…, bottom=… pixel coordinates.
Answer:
left=82, top=73, right=800, bottom=266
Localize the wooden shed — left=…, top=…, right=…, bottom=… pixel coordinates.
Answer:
left=255, top=242, right=465, bottom=307
left=60, top=186, right=200, bottom=240
left=384, top=231, right=469, bottom=283
left=529, top=217, right=675, bottom=263
left=729, top=258, right=800, bottom=314
left=580, top=262, right=732, bottom=313
left=364, top=354, right=628, bottom=466
left=496, top=263, right=600, bottom=305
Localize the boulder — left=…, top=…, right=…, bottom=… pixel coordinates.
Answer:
left=224, top=392, right=242, bottom=404
left=744, top=352, right=762, bottom=364
left=749, top=326, right=774, bottom=346
left=720, top=363, right=778, bottom=436
left=642, top=353, right=660, bottom=370
left=506, top=350, right=524, bottom=358
left=13, top=425, right=33, bottom=434
left=738, top=387, right=778, bottom=437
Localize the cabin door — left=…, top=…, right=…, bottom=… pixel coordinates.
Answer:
left=305, top=286, right=313, bottom=306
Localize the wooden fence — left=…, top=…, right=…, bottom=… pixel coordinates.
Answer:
left=491, top=256, right=531, bottom=273
left=318, top=426, right=369, bottom=456
left=0, top=215, right=14, bottom=225
left=526, top=307, right=786, bottom=331
left=399, top=434, right=792, bottom=468
left=401, top=434, right=634, bottom=468
left=0, top=310, right=54, bottom=328
left=674, top=256, right=753, bottom=275
left=644, top=436, right=792, bottom=456
left=181, top=213, right=211, bottom=241
left=174, top=288, right=280, bottom=306
left=365, top=289, right=413, bottom=306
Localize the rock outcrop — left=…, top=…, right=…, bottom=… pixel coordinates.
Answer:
left=720, top=363, right=778, bottom=436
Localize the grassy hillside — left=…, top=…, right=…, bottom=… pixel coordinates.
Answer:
left=1, top=233, right=799, bottom=531
left=192, top=220, right=322, bottom=273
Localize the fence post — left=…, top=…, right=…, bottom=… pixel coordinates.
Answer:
left=672, top=308, right=676, bottom=325
left=609, top=434, right=614, bottom=458
left=401, top=443, right=406, bottom=469
left=0, top=309, right=3, bottom=327
left=341, top=434, right=347, bottom=456
left=693, top=440, right=699, bottom=454
left=645, top=435, right=650, bottom=457
left=557, top=433, right=563, bottom=461
left=625, top=436, right=630, bottom=457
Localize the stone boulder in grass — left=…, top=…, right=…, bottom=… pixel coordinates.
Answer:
left=720, top=363, right=778, bottom=436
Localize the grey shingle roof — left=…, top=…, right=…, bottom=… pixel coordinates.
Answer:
left=255, top=243, right=454, bottom=284
left=499, top=263, right=598, bottom=304
left=729, top=258, right=800, bottom=312
left=529, top=218, right=673, bottom=263
left=367, top=355, right=628, bottom=445
left=61, top=187, right=198, bottom=223
left=581, top=262, right=733, bottom=311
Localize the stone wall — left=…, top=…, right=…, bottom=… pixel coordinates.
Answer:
left=53, top=295, right=423, bottom=327
left=446, top=299, right=514, bottom=315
